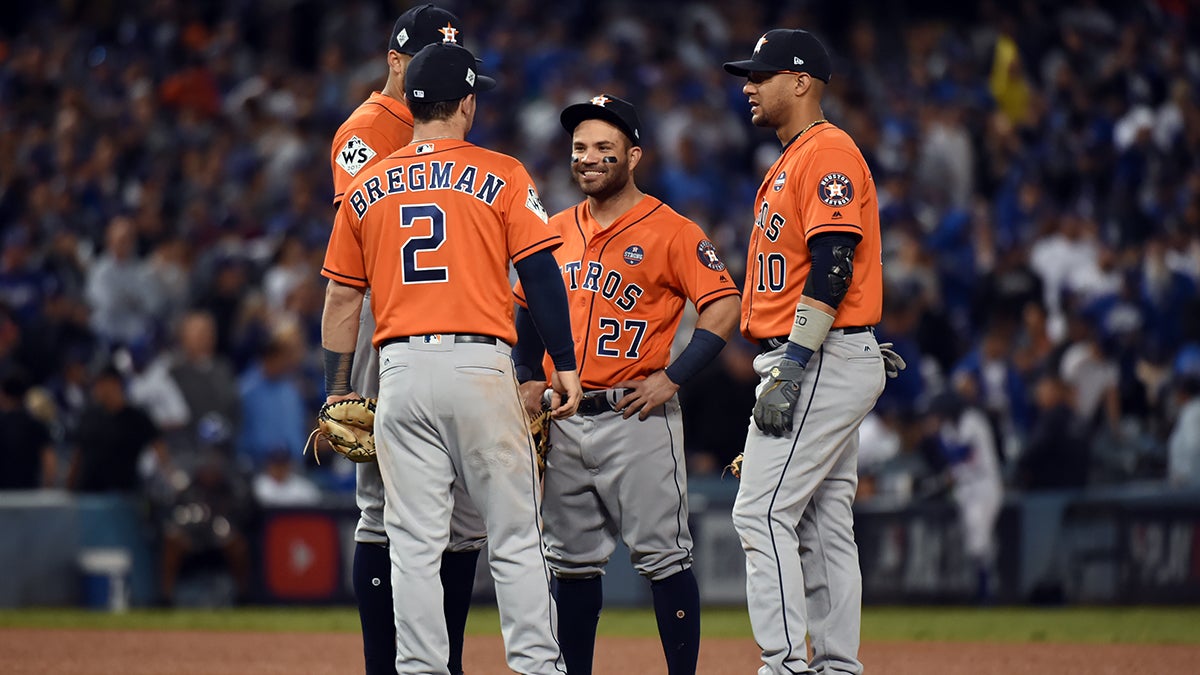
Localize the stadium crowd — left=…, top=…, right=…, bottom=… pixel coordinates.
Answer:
left=0, top=0, right=1198, bottom=519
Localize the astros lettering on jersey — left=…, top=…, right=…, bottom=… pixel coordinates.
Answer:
left=516, top=196, right=739, bottom=389
left=741, top=124, right=882, bottom=338
left=331, top=92, right=415, bottom=206
left=323, top=139, right=561, bottom=345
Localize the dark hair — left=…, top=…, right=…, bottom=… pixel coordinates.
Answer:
left=409, top=98, right=463, bottom=123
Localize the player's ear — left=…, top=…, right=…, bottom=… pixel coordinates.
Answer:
left=627, top=145, right=643, bottom=172
left=388, top=50, right=409, bottom=78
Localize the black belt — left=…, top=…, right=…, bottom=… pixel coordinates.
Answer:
left=758, top=326, right=874, bottom=352
left=576, top=389, right=628, bottom=416
left=380, top=333, right=500, bottom=348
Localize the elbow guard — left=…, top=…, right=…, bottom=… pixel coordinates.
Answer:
left=803, top=232, right=861, bottom=308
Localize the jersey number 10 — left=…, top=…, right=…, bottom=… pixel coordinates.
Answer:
left=755, top=252, right=786, bottom=292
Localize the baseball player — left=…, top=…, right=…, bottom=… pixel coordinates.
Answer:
left=922, top=389, right=1004, bottom=602
left=327, top=6, right=485, bottom=674
left=322, top=41, right=580, bottom=675
left=723, top=30, right=902, bottom=674
left=513, top=95, right=741, bottom=675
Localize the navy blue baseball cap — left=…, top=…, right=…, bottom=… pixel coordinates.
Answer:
left=390, top=4, right=465, bottom=56
left=724, top=29, right=832, bottom=83
left=405, top=43, right=496, bottom=103
left=560, top=94, right=642, bottom=146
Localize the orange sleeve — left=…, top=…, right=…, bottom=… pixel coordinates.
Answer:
left=798, top=147, right=868, bottom=242
left=668, top=222, right=741, bottom=311
left=321, top=203, right=367, bottom=287
left=502, top=164, right=562, bottom=264
left=331, top=126, right=395, bottom=206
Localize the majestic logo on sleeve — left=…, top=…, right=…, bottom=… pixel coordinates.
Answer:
left=336, top=135, right=377, bottom=176
left=818, top=172, right=854, bottom=207
left=696, top=240, right=726, bottom=271
left=623, top=245, right=644, bottom=266
left=525, top=185, right=548, bottom=223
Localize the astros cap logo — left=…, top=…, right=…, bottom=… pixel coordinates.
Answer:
left=590, top=95, right=611, bottom=107
left=753, top=35, right=769, bottom=55
left=439, top=22, right=459, bottom=43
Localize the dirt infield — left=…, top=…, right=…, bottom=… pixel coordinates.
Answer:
left=1, top=629, right=1196, bottom=674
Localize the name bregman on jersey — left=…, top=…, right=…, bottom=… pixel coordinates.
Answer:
left=347, top=161, right=505, bottom=218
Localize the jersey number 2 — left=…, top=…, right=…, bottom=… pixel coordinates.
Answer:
left=400, top=204, right=448, bottom=284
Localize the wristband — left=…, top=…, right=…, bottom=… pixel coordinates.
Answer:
left=323, top=348, right=355, bottom=396
left=788, top=301, right=835, bottom=351
left=664, top=329, right=726, bottom=385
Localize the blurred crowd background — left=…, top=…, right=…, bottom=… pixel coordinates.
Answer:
left=1, top=0, right=1199, bottom=545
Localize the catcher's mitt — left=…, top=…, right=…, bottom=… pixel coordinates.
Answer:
left=725, top=453, right=744, bottom=479
left=306, top=398, right=377, bottom=464
left=529, top=408, right=552, bottom=475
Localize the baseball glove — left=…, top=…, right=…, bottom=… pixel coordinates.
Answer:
left=725, top=453, right=744, bottom=479
left=306, top=398, right=377, bottom=464
left=529, top=408, right=552, bottom=475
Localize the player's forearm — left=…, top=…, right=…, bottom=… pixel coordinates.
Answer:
left=784, top=232, right=861, bottom=365
left=322, top=280, right=366, bottom=396
left=322, top=280, right=366, bottom=353
left=694, top=294, right=741, bottom=340
left=514, top=250, right=576, bottom=372
left=512, top=304, right=547, bottom=383
left=665, top=296, right=740, bottom=385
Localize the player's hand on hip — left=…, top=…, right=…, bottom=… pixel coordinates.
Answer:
left=549, top=370, right=582, bottom=419
left=518, top=380, right=549, bottom=417
left=752, top=359, right=806, bottom=437
left=325, top=391, right=363, bottom=405
left=614, top=371, right=679, bottom=421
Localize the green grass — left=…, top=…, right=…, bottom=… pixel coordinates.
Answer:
left=1, top=606, right=1198, bottom=645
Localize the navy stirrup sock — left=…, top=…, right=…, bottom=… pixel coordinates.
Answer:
left=651, top=568, right=701, bottom=675
left=353, top=542, right=396, bottom=675
left=440, top=549, right=480, bottom=675
left=555, top=575, right=603, bottom=675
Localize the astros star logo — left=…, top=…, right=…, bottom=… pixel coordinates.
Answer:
left=753, top=35, right=769, bottom=55
left=439, top=23, right=458, bottom=43
left=590, top=95, right=610, bottom=107
left=818, top=172, right=854, bottom=207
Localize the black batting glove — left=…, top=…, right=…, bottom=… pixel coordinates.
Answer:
left=753, top=358, right=806, bottom=437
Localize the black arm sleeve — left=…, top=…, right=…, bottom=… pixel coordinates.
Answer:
left=802, top=231, right=862, bottom=309
left=513, top=250, right=576, bottom=372
left=512, top=304, right=547, bottom=383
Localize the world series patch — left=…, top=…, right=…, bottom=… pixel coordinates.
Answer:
left=696, top=239, right=726, bottom=271
left=818, top=172, right=854, bottom=207
left=336, top=135, right=376, bottom=177
left=773, top=171, right=787, bottom=192
left=623, top=245, right=644, bottom=266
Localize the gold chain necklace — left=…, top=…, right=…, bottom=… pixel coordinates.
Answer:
left=785, top=118, right=828, bottom=147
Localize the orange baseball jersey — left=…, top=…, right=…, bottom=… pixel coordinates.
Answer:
left=741, top=123, right=882, bottom=339
left=330, top=92, right=415, bottom=206
left=322, top=139, right=561, bottom=346
left=515, top=196, right=740, bottom=389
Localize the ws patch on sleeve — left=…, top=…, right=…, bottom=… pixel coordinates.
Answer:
left=525, top=186, right=548, bottom=223
left=336, top=135, right=377, bottom=177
